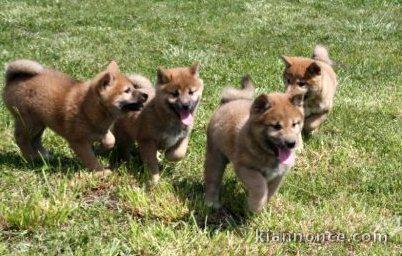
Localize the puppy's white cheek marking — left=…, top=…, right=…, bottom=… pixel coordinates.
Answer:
left=191, top=93, right=197, bottom=100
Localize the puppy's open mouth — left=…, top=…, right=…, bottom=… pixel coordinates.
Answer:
left=177, top=109, right=194, bottom=126
left=170, top=108, right=195, bottom=126
left=121, top=102, right=144, bottom=111
left=264, top=139, right=295, bottom=165
left=276, top=146, right=294, bottom=165
left=169, top=100, right=199, bottom=126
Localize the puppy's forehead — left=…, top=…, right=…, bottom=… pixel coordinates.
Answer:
left=262, top=94, right=302, bottom=121
left=166, top=68, right=201, bottom=90
left=285, top=57, right=314, bottom=77
left=114, top=73, right=133, bottom=87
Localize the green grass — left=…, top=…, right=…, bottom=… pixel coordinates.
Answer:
left=0, top=0, right=401, bottom=254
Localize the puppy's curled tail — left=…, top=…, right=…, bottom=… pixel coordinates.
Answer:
left=5, top=59, right=44, bottom=84
left=312, top=45, right=333, bottom=66
left=220, top=75, right=255, bottom=104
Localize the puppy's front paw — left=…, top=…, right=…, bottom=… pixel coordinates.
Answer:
left=101, top=131, right=115, bottom=150
left=151, top=173, right=160, bottom=183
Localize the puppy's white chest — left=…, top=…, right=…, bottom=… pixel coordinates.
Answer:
left=262, top=165, right=289, bottom=182
left=162, top=134, right=181, bottom=148
left=160, top=127, right=187, bottom=149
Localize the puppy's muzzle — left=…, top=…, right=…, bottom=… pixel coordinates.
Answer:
left=177, top=99, right=199, bottom=113
left=284, top=140, right=296, bottom=149
left=121, top=92, right=148, bottom=111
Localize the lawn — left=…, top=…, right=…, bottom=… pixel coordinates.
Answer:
left=0, top=0, right=401, bottom=255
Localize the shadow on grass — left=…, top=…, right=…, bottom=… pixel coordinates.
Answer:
left=110, top=147, right=252, bottom=230
left=172, top=176, right=251, bottom=231
left=0, top=151, right=89, bottom=175
left=0, top=151, right=27, bottom=168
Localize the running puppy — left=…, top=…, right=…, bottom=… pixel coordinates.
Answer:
left=204, top=76, right=304, bottom=212
left=281, top=45, right=337, bottom=133
left=114, top=62, right=203, bottom=182
left=3, top=60, right=148, bottom=173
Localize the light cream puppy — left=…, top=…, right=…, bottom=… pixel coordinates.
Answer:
left=281, top=45, right=337, bottom=133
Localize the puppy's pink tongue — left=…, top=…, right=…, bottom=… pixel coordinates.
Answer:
left=179, top=110, right=194, bottom=126
left=278, top=148, right=295, bottom=165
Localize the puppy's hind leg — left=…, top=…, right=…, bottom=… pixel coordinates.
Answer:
left=204, top=144, right=228, bottom=209
left=31, top=127, right=50, bottom=159
left=303, top=112, right=328, bottom=134
left=14, top=118, right=47, bottom=160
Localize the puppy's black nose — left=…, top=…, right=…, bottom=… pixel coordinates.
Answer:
left=141, top=93, right=148, bottom=101
left=181, top=102, right=191, bottom=111
left=285, top=141, right=296, bottom=149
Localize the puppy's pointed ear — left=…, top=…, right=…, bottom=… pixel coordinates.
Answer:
left=96, top=61, right=119, bottom=90
left=107, top=60, right=119, bottom=75
left=280, top=55, right=292, bottom=68
left=96, top=72, right=113, bottom=90
left=157, top=67, right=171, bottom=85
left=307, top=62, right=321, bottom=76
left=251, top=94, right=270, bottom=114
left=289, top=93, right=304, bottom=107
left=189, top=61, right=200, bottom=77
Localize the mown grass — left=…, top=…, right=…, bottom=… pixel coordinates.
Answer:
left=0, top=0, right=401, bottom=255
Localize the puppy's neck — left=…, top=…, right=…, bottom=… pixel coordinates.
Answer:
left=81, top=86, right=115, bottom=133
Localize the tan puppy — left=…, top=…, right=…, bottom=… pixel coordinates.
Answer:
left=3, top=59, right=148, bottom=173
left=281, top=45, right=337, bottom=134
left=204, top=76, right=304, bottom=212
left=114, top=62, right=203, bottom=182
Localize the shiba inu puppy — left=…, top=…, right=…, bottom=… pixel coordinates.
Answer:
left=3, top=59, right=148, bottom=173
left=281, top=45, right=337, bottom=133
left=114, top=62, right=203, bottom=182
left=204, top=76, right=304, bottom=212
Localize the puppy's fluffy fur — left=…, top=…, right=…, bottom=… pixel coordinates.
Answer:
left=114, top=63, right=203, bottom=182
left=204, top=76, right=304, bottom=212
left=3, top=60, right=148, bottom=172
left=281, top=45, right=337, bottom=133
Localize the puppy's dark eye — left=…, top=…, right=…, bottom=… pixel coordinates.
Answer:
left=286, top=78, right=291, bottom=84
left=270, top=123, right=282, bottom=130
left=124, top=87, right=132, bottom=93
left=189, top=90, right=195, bottom=95
left=171, top=90, right=179, bottom=97
left=292, top=121, right=300, bottom=127
left=297, top=81, right=307, bottom=87
left=132, top=83, right=139, bottom=89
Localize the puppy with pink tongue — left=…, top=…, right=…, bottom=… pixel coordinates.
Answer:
left=204, top=76, right=304, bottom=213
left=114, top=62, right=203, bottom=183
left=278, top=147, right=295, bottom=165
left=179, top=110, right=194, bottom=126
